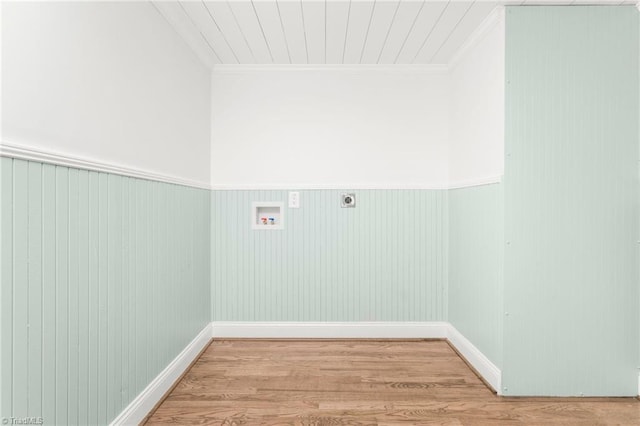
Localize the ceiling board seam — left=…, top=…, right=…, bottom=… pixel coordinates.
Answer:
left=275, top=0, right=293, bottom=63
left=202, top=0, right=240, bottom=64
left=411, top=0, right=450, bottom=64
left=150, top=2, right=214, bottom=68
left=226, top=0, right=257, bottom=63
left=324, top=0, right=327, bottom=63
left=376, top=0, right=402, bottom=64
left=300, top=0, right=310, bottom=64
left=359, top=0, right=377, bottom=64
left=448, top=6, right=503, bottom=71
left=342, top=0, right=353, bottom=64
left=178, top=1, right=221, bottom=63
left=428, top=0, right=476, bottom=63
left=394, top=0, right=426, bottom=64
left=250, top=0, right=274, bottom=62
left=160, top=0, right=513, bottom=66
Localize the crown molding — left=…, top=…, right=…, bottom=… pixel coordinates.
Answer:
left=0, top=141, right=212, bottom=190
left=209, top=182, right=450, bottom=190
left=448, top=5, right=505, bottom=71
left=212, top=64, right=449, bottom=74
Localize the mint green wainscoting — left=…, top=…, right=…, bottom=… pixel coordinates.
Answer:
left=0, top=157, right=211, bottom=424
left=503, top=6, right=639, bottom=396
left=211, top=190, right=448, bottom=322
left=448, top=183, right=504, bottom=369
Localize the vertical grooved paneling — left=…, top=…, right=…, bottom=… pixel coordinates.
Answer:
left=27, top=162, right=42, bottom=415
left=211, top=190, right=447, bottom=321
left=106, top=174, right=120, bottom=421
left=13, top=160, right=28, bottom=416
left=77, top=169, right=89, bottom=426
left=120, top=177, right=128, bottom=411
left=135, top=179, right=145, bottom=396
left=67, top=168, right=78, bottom=425
left=448, top=184, right=504, bottom=369
left=128, top=178, right=136, bottom=406
left=41, top=164, right=56, bottom=423
left=87, top=171, right=99, bottom=426
left=149, top=181, right=156, bottom=379
left=0, top=158, right=210, bottom=423
left=1, top=157, right=14, bottom=418
left=97, top=172, right=107, bottom=425
left=504, top=6, right=639, bottom=396
left=55, top=166, right=69, bottom=425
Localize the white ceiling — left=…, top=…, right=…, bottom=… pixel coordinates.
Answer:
left=154, top=0, right=637, bottom=67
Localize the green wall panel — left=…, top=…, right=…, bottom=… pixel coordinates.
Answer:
left=449, top=183, right=504, bottom=369
left=0, top=157, right=11, bottom=422
left=211, top=190, right=448, bottom=322
left=0, top=157, right=211, bottom=424
left=504, top=6, right=639, bottom=396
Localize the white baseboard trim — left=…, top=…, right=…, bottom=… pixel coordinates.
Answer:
left=114, top=322, right=502, bottom=423
left=211, top=321, right=450, bottom=339
left=211, top=322, right=501, bottom=394
left=109, top=323, right=212, bottom=426
left=211, top=321, right=502, bottom=394
left=446, top=324, right=502, bottom=394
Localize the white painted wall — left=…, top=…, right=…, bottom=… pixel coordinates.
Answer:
left=449, top=11, right=505, bottom=187
left=1, top=1, right=211, bottom=186
left=210, top=67, right=450, bottom=188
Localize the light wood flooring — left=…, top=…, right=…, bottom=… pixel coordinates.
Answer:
left=144, top=339, right=640, bottom=425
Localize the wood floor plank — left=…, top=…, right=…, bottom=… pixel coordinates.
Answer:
left=145, top=340, right=640, bottom=425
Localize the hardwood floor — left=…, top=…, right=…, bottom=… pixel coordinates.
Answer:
left=144, top=339, right=640, bottom=425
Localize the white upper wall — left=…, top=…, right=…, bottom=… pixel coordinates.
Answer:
left=449, top=9, right=505, bottom=187
left=2, top=1, right=211, bottom=186
left=210, top=67, right=450, bottom=188
left=210, top=8, right=505, bottom=189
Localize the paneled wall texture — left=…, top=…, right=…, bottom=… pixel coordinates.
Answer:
left=448, top=184, right=504, bottom=369
left=0, top=158, right=211, bottom=424
left=211, top=190, right=448, bottom=322
left=503, top=6, right=639, bottom=396
left=2, top=7, right=640, bottom=425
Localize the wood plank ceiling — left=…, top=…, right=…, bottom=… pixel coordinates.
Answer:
left=154, top=0, right=637, bottom=67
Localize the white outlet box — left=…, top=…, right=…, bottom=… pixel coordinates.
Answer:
left=288, top=192, right=300, bottom=208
